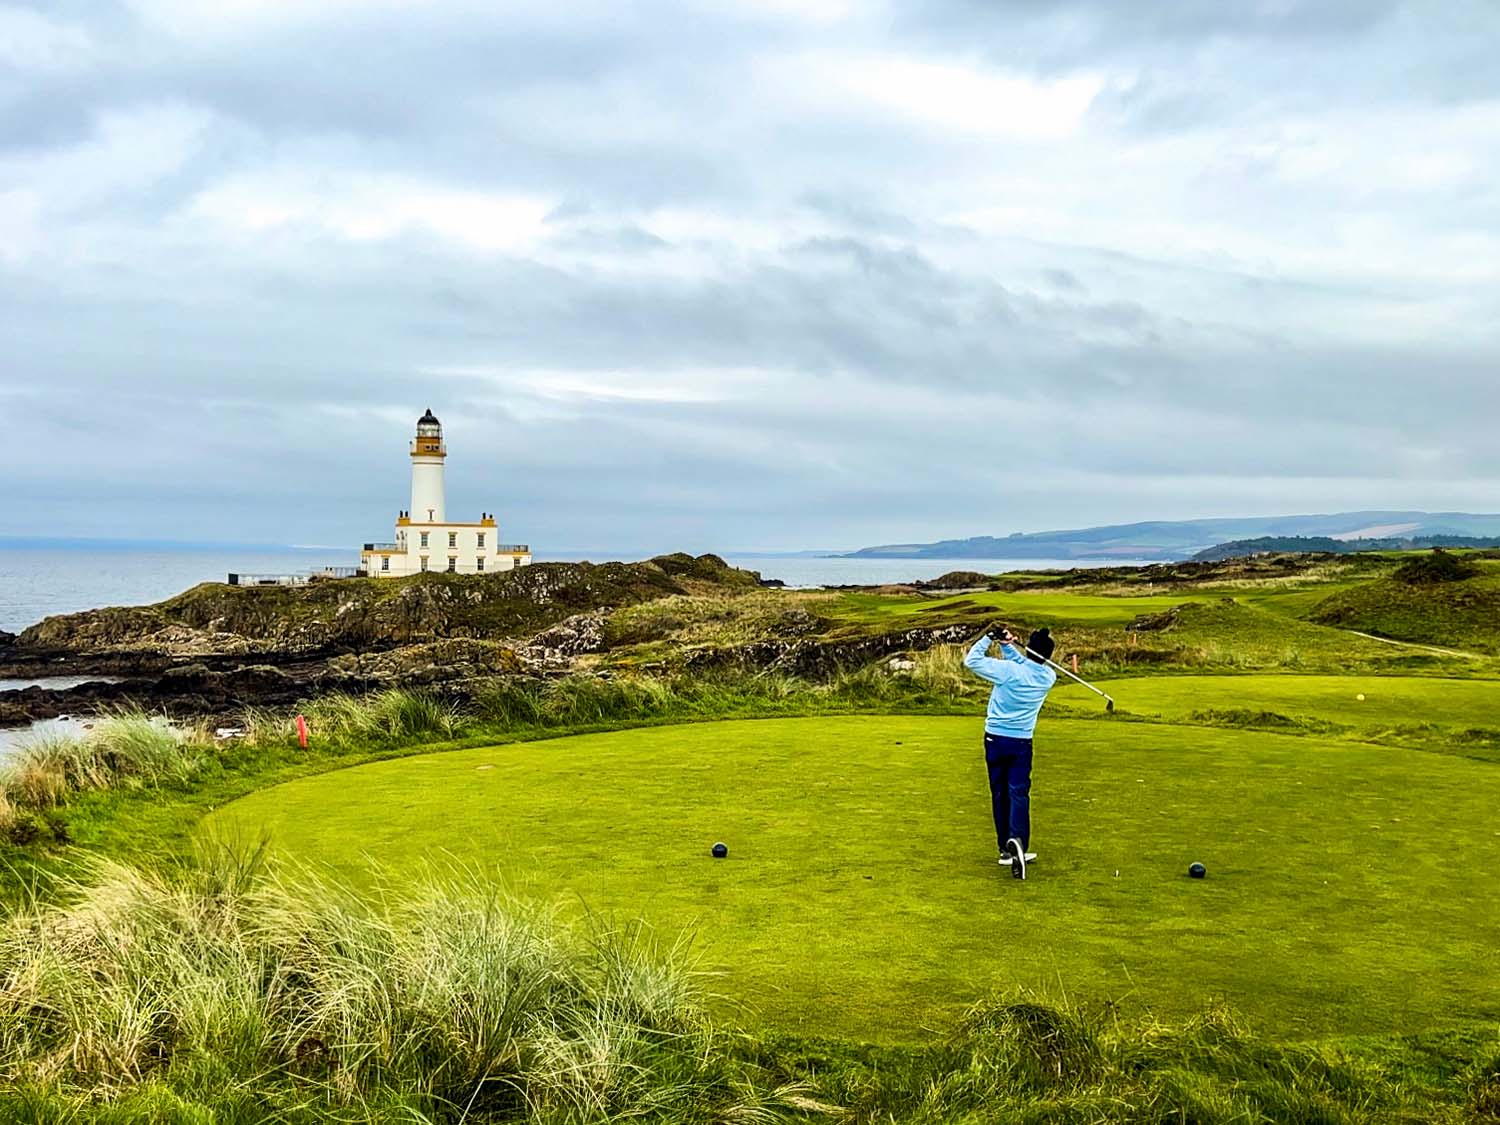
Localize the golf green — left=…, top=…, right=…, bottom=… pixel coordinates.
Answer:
left=208, top=715, right=1500, bottom=1040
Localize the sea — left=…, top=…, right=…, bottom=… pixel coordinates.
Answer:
left=0, top=545, right=1141, bottom=636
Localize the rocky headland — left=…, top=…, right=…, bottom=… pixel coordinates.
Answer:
left=0, top=554, right=759, bottom=725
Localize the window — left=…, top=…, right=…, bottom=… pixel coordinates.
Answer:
left=419, top=532, right=429, bottom=548
left=420, top=556, right=428, bottom=571
left=477, top=532, right=485, bottom=549
left=447, top=557, right=457, bottom=572
left=476, top=557, right=485, bottom=572
left=448, top=532, right=457, bottom=548
left=380, top=556, right=389, bottom=571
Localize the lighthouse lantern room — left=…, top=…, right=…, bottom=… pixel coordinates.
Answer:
left=360, top=409, right=532, bottom=577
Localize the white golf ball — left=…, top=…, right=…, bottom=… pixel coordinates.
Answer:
left=1356, top=693, right=1365, bottom=701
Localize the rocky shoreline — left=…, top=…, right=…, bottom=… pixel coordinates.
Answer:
left=0, top=554, right=773, bottom=729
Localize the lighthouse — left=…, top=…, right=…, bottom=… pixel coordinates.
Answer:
left=410, top=408, right=446, bottom=523
left=359, top=409, right=532, bottom=577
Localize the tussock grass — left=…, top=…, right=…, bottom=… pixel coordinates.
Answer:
left=0, top=846, right=794, bottom=1122
left=470, top=670, right=816, bottom=733
left=305, top=687, right=462, bottom=742
left=905, top=644, right=982, bottom=700
left=0, top=711, right=192, bottom=815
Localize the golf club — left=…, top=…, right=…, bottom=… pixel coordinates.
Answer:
left=999, top=628, right=1116, bottom=712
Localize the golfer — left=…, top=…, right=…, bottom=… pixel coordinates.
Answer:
left=963, top=624, right=1057, bottom=879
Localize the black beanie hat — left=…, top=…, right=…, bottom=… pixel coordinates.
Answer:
left=1027, top=627, right=1055, bottom=663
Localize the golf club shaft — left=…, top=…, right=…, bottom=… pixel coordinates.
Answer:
left=1001, top=635, right=1116, bottom=707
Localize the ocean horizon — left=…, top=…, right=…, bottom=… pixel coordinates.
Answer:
left=0, top=541, right=1147, bottom=634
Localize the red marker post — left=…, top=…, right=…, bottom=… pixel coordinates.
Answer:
left=295, top=714, right=309, bottom=748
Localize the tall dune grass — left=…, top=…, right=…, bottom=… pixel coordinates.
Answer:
left=305, top=687, right=462, bottom=742
left=0, top=847, right=797, bottom=1122
left=1, top=711, right=194, bottom=810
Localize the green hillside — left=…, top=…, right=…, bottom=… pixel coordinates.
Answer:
left=1308, top=555, right=1500, bottom=655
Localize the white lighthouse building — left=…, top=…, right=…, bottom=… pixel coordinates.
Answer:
left=361, top=409, right=532, bottom=577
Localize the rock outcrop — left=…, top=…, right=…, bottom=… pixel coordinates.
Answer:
left=11, top=555, right=759, bottom=661
left=683, top=622, right=975, bottom=678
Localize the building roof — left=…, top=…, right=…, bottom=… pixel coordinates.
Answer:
left=418, top=408, right=441, bottom=426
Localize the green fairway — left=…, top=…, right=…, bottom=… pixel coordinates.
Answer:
left=1059, top=674, right=1500, bottom=739
left=208, top=715, right=1500, bottom=1042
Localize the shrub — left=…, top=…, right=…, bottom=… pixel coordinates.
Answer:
left=2, top=811, right=45, bottom=846
left=1394, top=549, right=1480, bottom=585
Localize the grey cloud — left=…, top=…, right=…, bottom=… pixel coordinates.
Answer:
left=901, top=0, right=1406, bottom=59
left=1, top=0, right=1496, bottom=551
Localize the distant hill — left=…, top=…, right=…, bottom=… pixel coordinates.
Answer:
left=843, top=512, right=1500, bottom=561
left=1193, top=535, right=1500, bottom=562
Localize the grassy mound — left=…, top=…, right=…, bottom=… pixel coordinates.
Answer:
left=208, top=716, right=1500, bottom=1041
left=1309, top=560, right=1500, bottom=654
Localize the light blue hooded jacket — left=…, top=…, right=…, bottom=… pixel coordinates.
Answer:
left=962, top=634, right=1057, bottom=738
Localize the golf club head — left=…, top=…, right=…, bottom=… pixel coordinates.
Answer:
left=1105, top=698, right=1115, bottom=713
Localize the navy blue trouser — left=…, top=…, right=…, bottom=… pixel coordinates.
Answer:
left=984, top=733, right=1033, bottom=852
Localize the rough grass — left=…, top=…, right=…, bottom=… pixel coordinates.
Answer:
left=1064, top=598, right=1486, bottom=677
left=0, top=673, right=978, bottom=861
left=604, top=590, right=837, bottom=651
left=0, top=846, right=799, bottom=1123
left=0, top=712, right=193, bottom=813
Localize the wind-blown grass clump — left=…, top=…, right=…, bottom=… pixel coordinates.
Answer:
left=0, top=712, right=195, bottom=822
left=469, top=669, right=811, bottom=732
left=0, top=848, right=798, bottom=1122
left=304, top=687, right=462, bottom=742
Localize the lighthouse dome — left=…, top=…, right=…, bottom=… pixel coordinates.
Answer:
left=416, top=408, right=442, bottom=436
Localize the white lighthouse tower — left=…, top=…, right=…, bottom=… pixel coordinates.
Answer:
left=360, top=409, right=532, bottom=577
left=410, top=408, right=447, bottom=523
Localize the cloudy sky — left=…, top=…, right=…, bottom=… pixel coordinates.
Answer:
left=2, top=0, right=1497, bottom=555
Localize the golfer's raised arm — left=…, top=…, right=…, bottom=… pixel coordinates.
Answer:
left=963, top=632, right=1014, bottom=685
